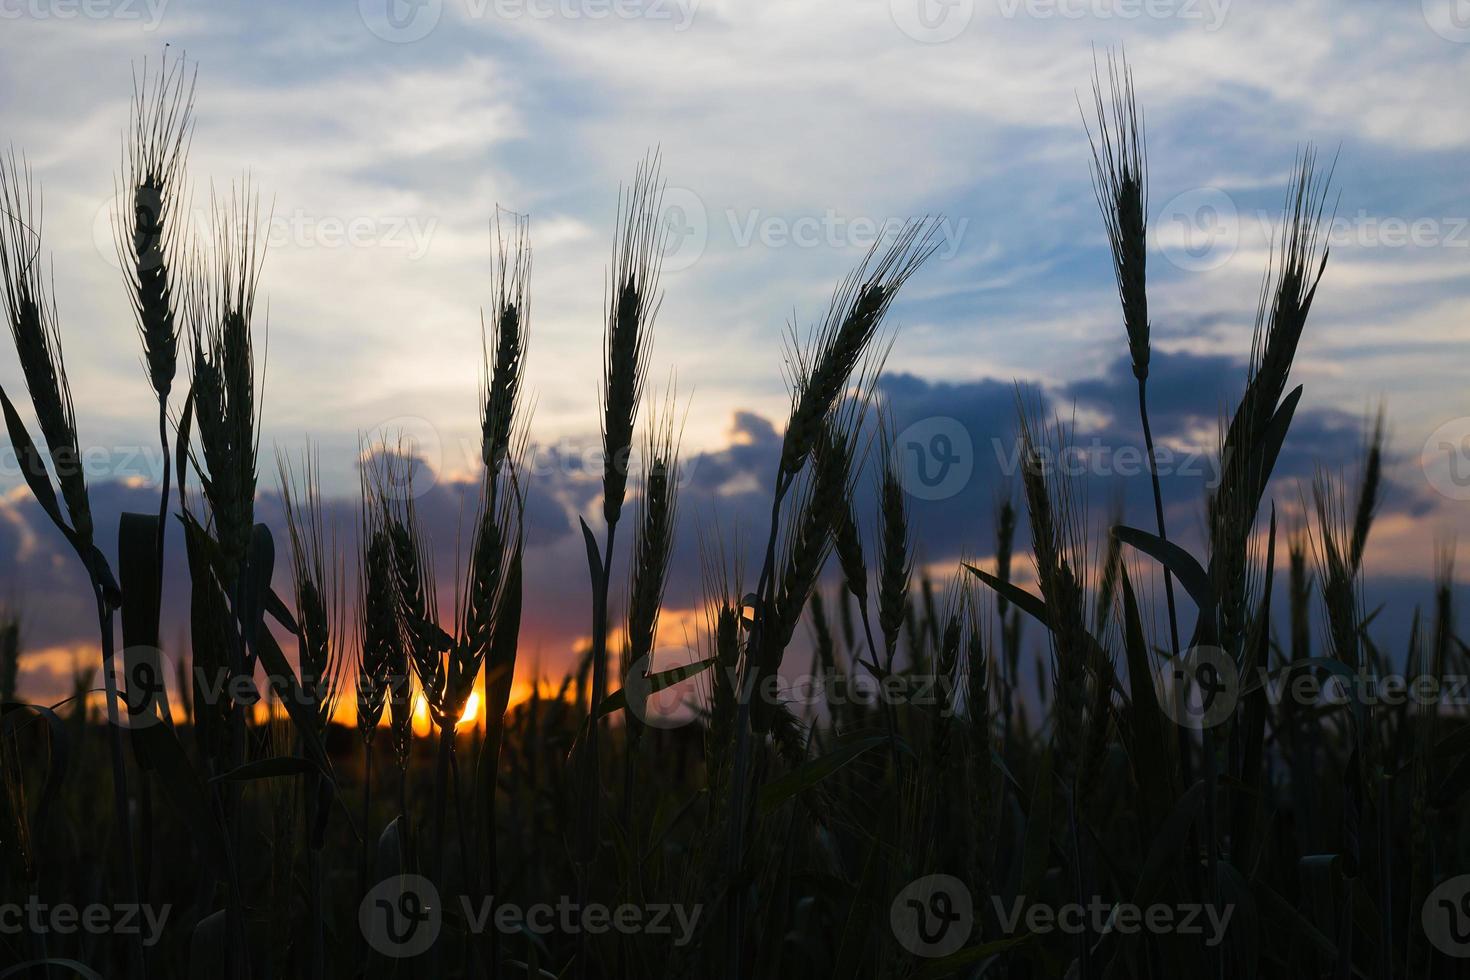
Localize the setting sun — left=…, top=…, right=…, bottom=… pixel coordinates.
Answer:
left=2, top=12, right=1466, bottom=975
left=459, top=690, right=481, bottom=729
left=411, top=690, right=483, bottom=737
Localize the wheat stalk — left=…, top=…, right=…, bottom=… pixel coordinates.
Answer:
left=187, top=181, right=266, bottom=576
left=779, top=221, right=936, bottom=480
left=0, top=154, right=93, bottom=549
left=579, top=155, right=667, bottom=951
left=0, top=151, right=151, bottom=979
left=876, top=433, right=912, bottom=673
left=277, top=446, right=344, bottom=980
left=482, top=207, right=530, bottom=483
left=278, top=449, right=345, bottom=736
left=601, top=153, right=664, bottom=527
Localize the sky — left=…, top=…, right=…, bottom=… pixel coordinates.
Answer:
left=1, top=0, right=1467, bottom=708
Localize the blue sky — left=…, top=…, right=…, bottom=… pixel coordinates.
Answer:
left=1, top=0, right=1467, bottom=695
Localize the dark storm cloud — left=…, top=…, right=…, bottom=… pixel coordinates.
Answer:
left=0, top=355, right=1455, bottom=701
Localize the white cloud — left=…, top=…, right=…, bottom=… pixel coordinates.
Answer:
left=0, top=0, right=1463, bottom=513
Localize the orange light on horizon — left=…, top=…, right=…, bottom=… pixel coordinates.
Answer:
left=14, top=643, right=582, bottom=735
left=458, top=690, right=481, bottom=730
left=410, top=689, right=483, bottom=737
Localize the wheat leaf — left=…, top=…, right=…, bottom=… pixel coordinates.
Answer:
left=757, top=732, right=896, bottom=815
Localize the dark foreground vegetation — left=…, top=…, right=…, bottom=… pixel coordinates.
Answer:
left=0, top=52, right=1466, bottom=979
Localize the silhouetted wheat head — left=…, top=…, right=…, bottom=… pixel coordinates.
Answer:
left=601, top=153, right=664, bottom=527
left=117, top=50, right=194, bottom=402
left=0, top=154, right=93, bottom=548
left=187, top=183, right=266, bottom=573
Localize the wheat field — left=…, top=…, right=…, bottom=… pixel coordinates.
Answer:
left=0, top=49, right=1467, bottom=980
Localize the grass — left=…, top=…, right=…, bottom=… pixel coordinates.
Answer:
left=0, top=51, right=1467, bottom=980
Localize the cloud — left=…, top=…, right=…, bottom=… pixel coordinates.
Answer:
left=3, top=0, right=1468, bottom=498
left=2, top=350, right=1462, bottom=706
left=0, top=0, right=1467, bottom=700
